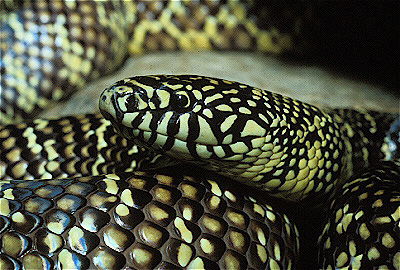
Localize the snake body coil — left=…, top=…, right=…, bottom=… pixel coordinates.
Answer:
left=1, top=1, right=399, bottom=269
left=319, top=160, right=400, bottom=269
left=1, top=0, right=309, bottom=124
left=0, top=169, right=299, bottom=269
left=0, top=113, right=171, bottom=180
left=1, top=75, right=399, bottom=269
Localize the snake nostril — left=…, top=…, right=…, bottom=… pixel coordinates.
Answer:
left=101, top=94, right=107, bottom=102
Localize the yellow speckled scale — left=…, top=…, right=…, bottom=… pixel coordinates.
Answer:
left=95, top=74, right=399, bottom=268
left=0, top=169, right=299, bottom=269
left=1, top=73, right=399, bottom=268
left=0, top=0, right=312, bottom=124
left=100, top=75, right=396, bottom=203
left=1, top=1, right=399, bottom=266
left=318, top=160, right=400, bottom=269
left=0, top=113, right=171, bottom=180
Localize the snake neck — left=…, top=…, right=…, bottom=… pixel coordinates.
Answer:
left=328, top=108, right=398, bottom=179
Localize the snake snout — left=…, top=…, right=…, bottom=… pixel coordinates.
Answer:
left=99, top=87, right=117, bottom=120
left=100, top=83, right=139, bottom=124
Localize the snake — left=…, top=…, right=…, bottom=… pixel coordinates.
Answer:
left=1, top=74, right=399, bottom=269
left=98, top=75, right=400, bottom=268
left=0, top=0, right=312, bottom=124
left=1, top=1, right=399, bottom=270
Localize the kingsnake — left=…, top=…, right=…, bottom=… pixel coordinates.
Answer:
left=1, top=1, right=399, bottom=270
left=1, top=0, right=311, bottom=124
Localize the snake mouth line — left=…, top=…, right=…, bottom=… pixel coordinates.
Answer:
left=130, top=127, right=209, bottom=161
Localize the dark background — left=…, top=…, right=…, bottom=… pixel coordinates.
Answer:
left=304, top=2, right=399, bottom=92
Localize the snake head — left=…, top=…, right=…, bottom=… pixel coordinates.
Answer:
left=100, top=75, right=273, bottom=160
left=100, top=75, right=345, bottom=201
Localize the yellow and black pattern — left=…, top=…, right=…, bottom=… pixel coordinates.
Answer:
left=1, top=1, right=129, bottom=123
left=1, top=1, right=399, bottom=268
left=0, top=169, right=299, bottom=269
left=330, top=108, right=397, bottom=174
left=99, top=75, right=396, bottom=202
left=1, top=74, right=399, bottom=268
left=1, top=0, right=311, bottom=124
left=98, top=75, right=399, bottom=268
left=0, top=113, right=174, bottom=180
left=318, top=159, right=400, bottom=269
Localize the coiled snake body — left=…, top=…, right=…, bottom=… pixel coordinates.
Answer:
left=1, top=1, right=399, bottom=270
left=1, top=0, right=309, bottom=124
left=1, top=74, right=399, bottom=269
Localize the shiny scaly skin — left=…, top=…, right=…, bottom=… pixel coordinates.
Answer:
left=99, top=75, right=400, bottom=268
left=1, top=1, right=398, bottom=268
left=0, top=113, right=173, bottom=180
left=318, top=160, right=400, bottom=269
left=0, top=169, right=299, bottom=269
left=0, top=95, right=300, bottom=268
left=99, top=75, right=396, bottom=202
left=1, top=0, right=311, bottom=123
left=0, top=76, right=398, bottom=269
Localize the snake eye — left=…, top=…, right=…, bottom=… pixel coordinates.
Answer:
left=170, top=91, right=190, bottom=111
left=124, top=94, right=137, bottom=112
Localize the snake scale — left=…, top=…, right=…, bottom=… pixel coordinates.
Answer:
left=1, top=1, right=399, bottom=270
